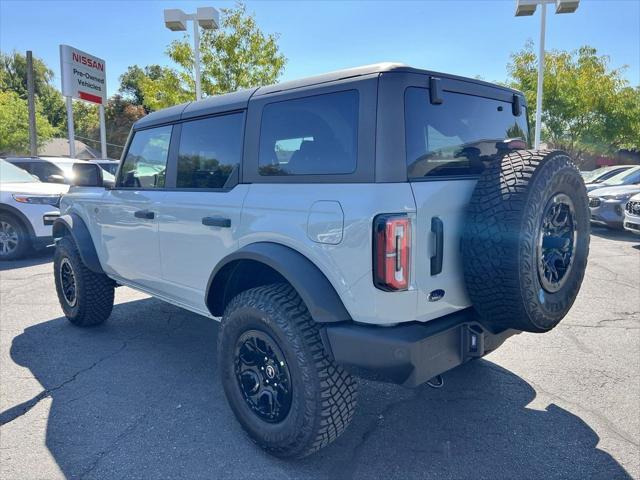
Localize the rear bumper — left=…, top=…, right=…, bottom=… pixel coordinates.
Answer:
left=322, top=309, right=518, bottom=387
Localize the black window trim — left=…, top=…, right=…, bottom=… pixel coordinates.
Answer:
left=113, top=109, right=247, bottom=192
left=403, top=84, right=530, bottom=183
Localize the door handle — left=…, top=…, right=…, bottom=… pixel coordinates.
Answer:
left=202, top=216, right=231, bottom=228
left=134, top=210, right=155, bottom=220
left=430, top=217, right=443, bottom=275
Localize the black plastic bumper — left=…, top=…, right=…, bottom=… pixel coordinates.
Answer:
left=322, top=309, right=518, bottom=387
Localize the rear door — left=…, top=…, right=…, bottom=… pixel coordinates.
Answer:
left=404, top=80, right=529, bottom=322
left=157, top=112, right=248, bottom=312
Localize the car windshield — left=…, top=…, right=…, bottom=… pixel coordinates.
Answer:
left=582, top=168, right=611, bottom=183
left=0, top=159, right=39, bottom=183
left=602, top=167, right=640, bottom=186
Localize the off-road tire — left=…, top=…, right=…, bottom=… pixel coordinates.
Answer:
left=0, top=213, right=31, bottom=261
left=218, top=283, right=357, bottom=458
left=462, top=150, right=589, bottom=333
left=54, top=236, right=114, bottom=327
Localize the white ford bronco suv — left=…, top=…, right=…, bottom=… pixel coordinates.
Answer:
left=53, top=63, right=589, bottom=458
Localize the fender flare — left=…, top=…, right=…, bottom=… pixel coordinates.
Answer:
left=52, top=213, right=104, bottom=274
left=207, top=242, right=351, bottom=323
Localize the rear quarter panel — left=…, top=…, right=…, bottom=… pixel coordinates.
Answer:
left=239, top=183, right=418, bottom=325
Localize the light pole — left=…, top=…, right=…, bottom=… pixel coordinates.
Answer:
left=164, top=7, right=220, bottom=101
left=515, top=0, right=580, bottom=149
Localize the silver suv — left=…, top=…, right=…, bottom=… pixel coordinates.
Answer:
left=52, top=63, right=590, bottom=458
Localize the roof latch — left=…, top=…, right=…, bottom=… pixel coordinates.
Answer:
left=429, top=77, right=443, bottom=105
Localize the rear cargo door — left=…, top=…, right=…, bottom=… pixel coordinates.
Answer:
left=405, top=82, right=529, bottom=322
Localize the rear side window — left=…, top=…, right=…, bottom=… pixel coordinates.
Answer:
left=14, top=162, right=62, bottom=182
left=9, top=162, right=35, bottom=176
left=119, top=125, right=172, bottom=188
left=176, top=112, right=244, bottom=189
left=405, top=87, right=529, bottom=178
left=258, top=90, right=358, bottom=176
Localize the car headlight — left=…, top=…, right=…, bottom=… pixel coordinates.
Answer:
left=601, top=192, right=635, bottom=201
left=12, top=194, right=61, bottom=207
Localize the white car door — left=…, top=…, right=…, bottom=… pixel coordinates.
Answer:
left=157, top=112, right=248, bottom=313
left=96, top=125, right=172, bottom=288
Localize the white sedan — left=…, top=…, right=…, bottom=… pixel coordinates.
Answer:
left=0, top=159, right=69, bottom=260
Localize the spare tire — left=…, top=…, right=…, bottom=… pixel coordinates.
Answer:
left=462, top=150, right=589, bottom=333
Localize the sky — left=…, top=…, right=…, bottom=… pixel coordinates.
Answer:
left=1, top=0, right=638, bottom=97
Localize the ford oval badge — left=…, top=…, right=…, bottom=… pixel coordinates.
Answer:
left=428, top=289, right=445, bottom=302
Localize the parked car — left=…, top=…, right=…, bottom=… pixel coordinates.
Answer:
left=581, top=165, right=634, bottom=185
left=0, top=159, right=68, bottom=260
left=7, top=156, right=115, bottom=185
left=623, top=193, right=640, bottom=234
left=586, top=165, right=640, bottom=192
left=89, top=159, right=120, bottom=175
left=52, top=63, right=589, bottom=458
left=589, top=185, right=640, bottom=229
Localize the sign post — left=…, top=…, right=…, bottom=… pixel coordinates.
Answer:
left=65, top=97, right=76, bottom=158
left=59, top=45, right=107, bottom=157
left=26, top=51, right=38, bottom=157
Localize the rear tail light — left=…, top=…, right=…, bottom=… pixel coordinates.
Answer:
left=373, top=214, right=411, bottom=291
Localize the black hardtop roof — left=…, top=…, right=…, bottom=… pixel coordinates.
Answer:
left=134, top=62, right=522, bottom=130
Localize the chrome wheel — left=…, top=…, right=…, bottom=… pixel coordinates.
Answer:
left=537, top=194, right=577, bottom=293
left=0, top=220, right=19, bottom=257
left=59, top=257, right=78, bottom=307
left=234, top=330, right=292, bottom=423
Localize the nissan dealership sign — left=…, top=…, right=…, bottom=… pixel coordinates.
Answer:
left=60, top=44, right=106, bottom=104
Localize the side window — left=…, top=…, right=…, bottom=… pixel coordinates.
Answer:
left=118, top=125, right=172, bottom=188
left=176, top=112, right=244, bottom=189
left=258, top=90, right=358, bottom=176
left=405, top=87, right=530, bottom=178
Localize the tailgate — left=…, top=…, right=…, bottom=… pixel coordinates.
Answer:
left=410, top=179, right=476, bottom=322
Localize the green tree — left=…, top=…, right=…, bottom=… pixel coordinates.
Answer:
left=0, top=51, right=66, bottom=133
left=69, top=100, right=100, bottom=150
left=139, top=2, right=286, bottom=110
left=67, top=96, right=145, bottom=158
left=507, top=42, right=640, bottom=161
left=118, top=64, right=164, bottom=112
left=0, top=90, right=56, bottom=155
left=105, top=94, right=146, bottom=158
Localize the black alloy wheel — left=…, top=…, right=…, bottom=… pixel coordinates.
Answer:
left=59, top=257, right=78, bottom=307
left=234, top=329, right=293, bottom=423
left=537, top=193, right=577, bottom=293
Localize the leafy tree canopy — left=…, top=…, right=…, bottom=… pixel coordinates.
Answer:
left=137, top=3, right=286, bottom=111
left=118, top=64, right=164, bottom=112
left=0, top=90, right=56, bottom=155
left=0, top=50, right=66, bottom=133
left=508, top=41, right=640, bottom=159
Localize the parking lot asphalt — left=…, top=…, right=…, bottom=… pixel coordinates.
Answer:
left=0, top=226, right=638, bottom=480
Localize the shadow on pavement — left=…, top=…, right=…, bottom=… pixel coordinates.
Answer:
left=0, top=248, right=53, bottom=271
left=3, top=297, right=633, bottom=480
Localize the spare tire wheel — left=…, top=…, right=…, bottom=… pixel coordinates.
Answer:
left=462, top=150, right=590, bottom=333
